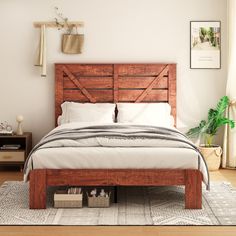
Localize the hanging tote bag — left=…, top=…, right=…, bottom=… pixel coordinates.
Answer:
left=62, top=26, right=84, bottom=54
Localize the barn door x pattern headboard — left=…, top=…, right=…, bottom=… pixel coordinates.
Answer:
left=55, top=63, right=176, bottom=124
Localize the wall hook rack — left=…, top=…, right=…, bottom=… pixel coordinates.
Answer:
left=33, top=21, right=84, bottom=28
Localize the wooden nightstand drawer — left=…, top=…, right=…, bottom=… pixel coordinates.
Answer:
left=0, top=151, right=25, bottom=162
left=0, top=132, right=32, bottom=169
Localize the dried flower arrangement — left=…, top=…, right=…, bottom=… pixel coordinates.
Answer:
left=54, top=7, right=73, bottom=34
left=54, top=7, right=84, bottom=54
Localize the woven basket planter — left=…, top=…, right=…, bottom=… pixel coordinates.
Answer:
left=198, top=145, right=222, bottom=171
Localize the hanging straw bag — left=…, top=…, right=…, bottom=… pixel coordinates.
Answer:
left=62, top=26, right=84, bottom=54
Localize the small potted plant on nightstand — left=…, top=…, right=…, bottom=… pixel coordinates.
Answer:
left=186, top=96, right=235, bottom=171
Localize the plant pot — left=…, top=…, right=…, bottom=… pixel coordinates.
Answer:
left=198, top=145, right=222, bottom=171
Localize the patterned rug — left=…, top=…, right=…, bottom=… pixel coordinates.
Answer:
left=0, top=181, right=236, bottom=225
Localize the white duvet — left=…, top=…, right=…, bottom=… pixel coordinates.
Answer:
left=24, top=122, right=209, bottom=187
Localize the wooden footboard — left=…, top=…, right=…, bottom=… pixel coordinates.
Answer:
left=29, top=169, right=202, bottom=209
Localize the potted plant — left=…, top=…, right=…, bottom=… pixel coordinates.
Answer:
left=186, top=96, right=235, bottom=171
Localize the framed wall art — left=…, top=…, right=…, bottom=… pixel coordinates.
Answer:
left=190, top=21, right=221, bottom=69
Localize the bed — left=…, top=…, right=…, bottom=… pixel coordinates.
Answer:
left=25, top=63, right=208, bottom=209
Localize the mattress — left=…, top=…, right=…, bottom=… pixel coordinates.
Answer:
left=31, top=147, right=207, bottom=182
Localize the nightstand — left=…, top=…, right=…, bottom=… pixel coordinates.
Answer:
left=0, top=132, right=32, bottom=170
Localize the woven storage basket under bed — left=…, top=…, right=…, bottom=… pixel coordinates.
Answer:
left=54, top=190, right=83, bottom=208
left=87, top=193, right=110, bottom=208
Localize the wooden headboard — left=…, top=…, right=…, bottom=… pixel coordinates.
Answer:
left=55, top=63, right=176, bottom=125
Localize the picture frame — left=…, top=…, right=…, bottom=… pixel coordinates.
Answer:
left=190, top=21, right=221, bottom=69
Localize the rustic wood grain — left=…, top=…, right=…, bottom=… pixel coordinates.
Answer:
left=63, top=90, right=113, bottom=102
left=135, top=65, right=169, bottom=102
left=185, top=170, right=202, bottom=209
left=62, top=66, right=96, bottom=103
left=113, top=65, right=119, bottom=103
left=29, top=169, right=46, bottom=209
left=29, top=169, right=202, bottom=209
left=63, top=89, right=168, bottom=103
left=119, top=77, right=168, bottom=89
left=168, top=64, right=177, bottom=125
left=60, top=64, right=113, bottom=76
left=64, top=77, right=113, bottom=89
left=119, top=90, right=168, bottom=102
left=46, top=169, right=185, bottom=186
left=64, top=76, right=168, bottom=89
left=55, top=63, right=176, bottom=124
left=117, top=64, right=168, bottom=76
left=55, top=65, right=64, bottom=126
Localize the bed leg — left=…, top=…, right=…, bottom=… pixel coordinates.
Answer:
left=185, top=170, right=202, bottom=209
left=29, top=170, right=47, bottom=209
left=114, top=186, right=118, bottom=203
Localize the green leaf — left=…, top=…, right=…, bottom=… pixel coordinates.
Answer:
left=216, top=96, right=229, bottom=116
left=186, top=96, right=235, bottom=140
left=186, top=120, right=206, bottom=138
left=217, top=118, right=235, bottom=128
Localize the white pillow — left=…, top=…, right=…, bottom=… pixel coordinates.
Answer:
left=57, top=115, right=62, bottom=126
left=117, top=103, right=174, bottom=127
left=60, top=102, right=116, bottom=124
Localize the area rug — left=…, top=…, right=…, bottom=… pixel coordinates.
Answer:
left=0, top=181, right=236, bottom=225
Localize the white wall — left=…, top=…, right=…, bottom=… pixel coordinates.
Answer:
left=0, top=0, right=227, bottom=145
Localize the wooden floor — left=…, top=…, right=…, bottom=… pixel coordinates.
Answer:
left=0, top=168, right=236, bottom=236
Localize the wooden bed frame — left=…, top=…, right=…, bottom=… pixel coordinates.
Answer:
left=29, top=63, right=202, bottom=209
